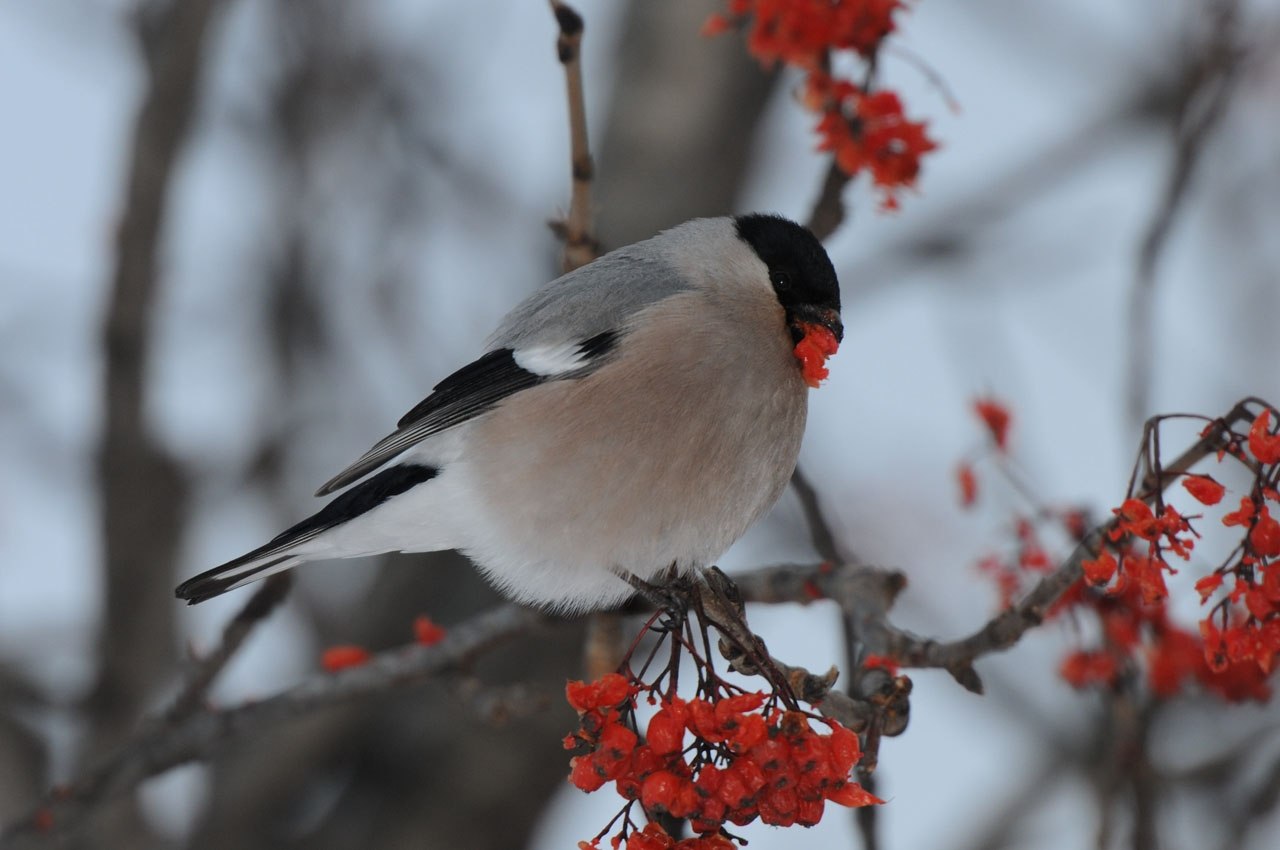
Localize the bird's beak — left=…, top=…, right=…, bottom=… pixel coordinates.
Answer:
left=788, top=304, right=844, bottom=344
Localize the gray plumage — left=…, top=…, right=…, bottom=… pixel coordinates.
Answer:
left=176, top=215, right=842, bottom=612
left=491, top=244, right=693, bottom=349
left=314, top=235, right=697, bottom=496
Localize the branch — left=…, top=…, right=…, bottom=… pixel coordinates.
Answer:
left=729, top=547, right=1073, bottom=697
left=163, top=574, right=293, bottom=723
left=805, top=159, right=854, bottom=243
left=789, top=466, right=843, bottom=564
left=765, top=398, right=1249, bottom=694
left=548, top=0, right=598, bottom=272
left=0, top=605, right=545, bottom=848
left=803, top=46, right=853, bottom=244
left=696, top=568, right=905, bottom=749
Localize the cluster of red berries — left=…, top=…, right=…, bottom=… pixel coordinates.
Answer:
left=705, top=0, right=902, bottom=60
left=566, top=673, right=880, bottom=848
left=1188, top=411, right=1280, bottom=684
left=961, top=398, right=1279, bottom=702
left=809, top=79, right=937, bottom=209
left=1056, top=565, right=1272, bottom=702
left=704, top=0, right=937, bottom=210
left=1081, top=498, right=1199, bottom=606
left=1062, top=409, right=1280, bottom=699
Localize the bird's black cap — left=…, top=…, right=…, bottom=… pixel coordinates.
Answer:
left=734, top=213, right=842, bottom=341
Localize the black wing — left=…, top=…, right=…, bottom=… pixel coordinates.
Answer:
left=315, top=331, right=620, bottom=495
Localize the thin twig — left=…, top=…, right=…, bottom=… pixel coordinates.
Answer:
left=790, top=466, right=842, bottom=563
left=163, top=574, right=293, bottom=723
left=805, top=159, right=854, bottom=243
left=793, top=44, right=857, bottom=583
left=548, top=0, right=598, bottom=272
left=843, top=608, right=883, bottom=850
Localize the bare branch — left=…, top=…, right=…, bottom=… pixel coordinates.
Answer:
left=854, top=772, right=881, bottom=850
left=730, top=550, right=1072, bottom=696
left=793, top=52, right=858, bottom=575
left=805, top=159, right=854, bottom=243
left=789, top=466, right=843, bottom=564
left=548, top=0, right=598, bottom=272
left=0, top=605, right=545, bottom=848
left=164, top=574, right=293, bottom=724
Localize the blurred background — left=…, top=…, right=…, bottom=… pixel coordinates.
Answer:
left=3, top=0, right=1280, bottom=848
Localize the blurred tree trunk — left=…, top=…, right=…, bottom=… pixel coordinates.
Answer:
left=595, top=0, right=778, bottom=246
left=88, top=0, right=229, bottom=845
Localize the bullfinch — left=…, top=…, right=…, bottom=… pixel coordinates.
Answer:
left=176, top=214, right=842, bottom=612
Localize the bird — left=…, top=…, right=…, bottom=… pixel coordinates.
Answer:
left=175, top=214, right=842, bottom=613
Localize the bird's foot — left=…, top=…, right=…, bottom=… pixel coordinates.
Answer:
left=613, top=564, right=692, bottom=622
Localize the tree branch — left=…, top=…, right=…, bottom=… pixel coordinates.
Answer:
left=548, top=0, right=598, bottom=272
left=164, top=574, right=293, bottom=724
left=789, top=466, right=843, bottom=564
left=0, top=605, right=545, bottom=848
left=805, top=159, right=854, bottom=243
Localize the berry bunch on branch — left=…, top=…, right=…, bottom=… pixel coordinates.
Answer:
left=566, top=573, right=884, bottom=849
left=961, top=396, right=1280, bottom=703
left=705, top=0, right=938, bottom=210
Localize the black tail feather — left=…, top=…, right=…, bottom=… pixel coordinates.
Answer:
left=174, top=463, right=439, bottom=604
left=176, top=554, right=296, bottom=605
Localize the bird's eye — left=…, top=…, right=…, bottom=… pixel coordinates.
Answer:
left=772, top=271, right=792, bottom=291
